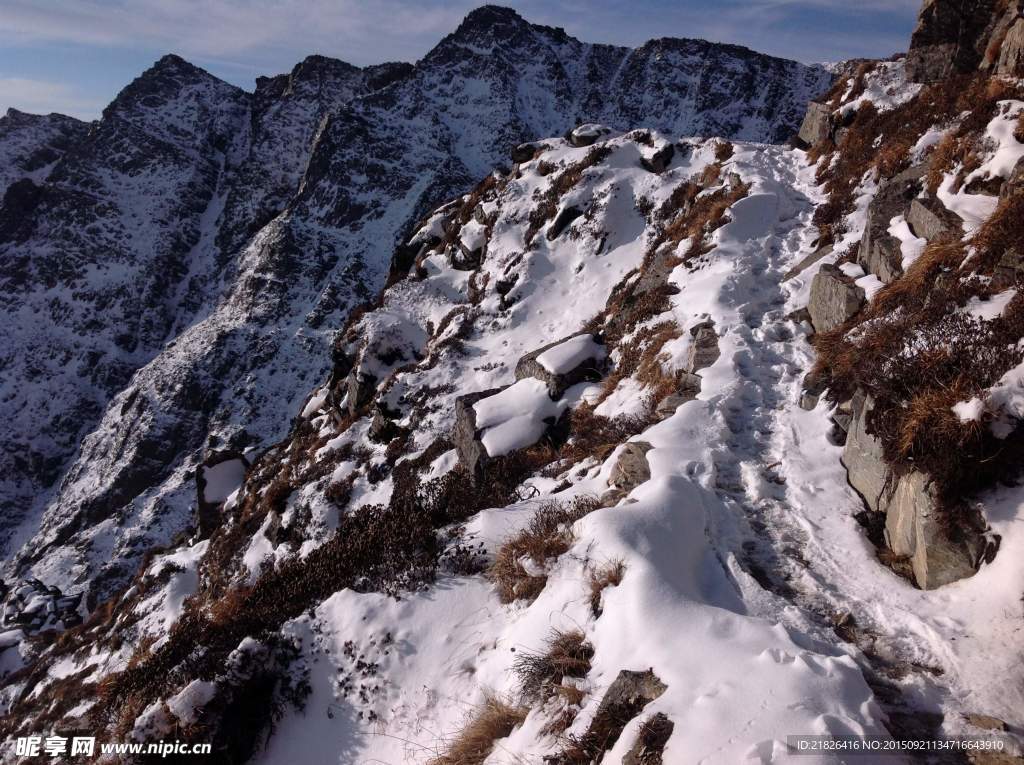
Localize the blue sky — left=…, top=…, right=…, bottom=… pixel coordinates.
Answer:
left=0, top=0, right=920, bottom=120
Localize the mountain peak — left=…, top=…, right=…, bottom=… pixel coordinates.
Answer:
left=459, top=5, right=526, bottom=30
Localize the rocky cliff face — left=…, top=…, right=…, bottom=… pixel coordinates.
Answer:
left=0, top=6, right=831, bottom=605
left=906, top=0, right=1024, bottom=81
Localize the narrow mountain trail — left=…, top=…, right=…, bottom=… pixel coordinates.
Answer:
left=700, top=143, right=1024, bottom=750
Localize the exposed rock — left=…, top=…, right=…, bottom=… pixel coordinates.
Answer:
left=547, top=206, right=584, bottom=240
left=783, top=243, right=833, bottom=281
left=685, top=322, right=720, bottom=374
left=547, top=669, right=668, bottom=764
left=1, top=578, right=82, bottom=632
left=346, top=371, right=379, bottom=417
left=195, top=450, right=249, bottom=537
left=884, top=471, right=984, bottom=589
left=906, top=0, right=999, bottom=82
left=964, top=713, right=1009, bottom=732
left=995, top=247, right=1024, bottom=285
left=623, top=712, right=675, bottom=765
left=842, top=392, right=893, bottom=514
left=368, top=410, right=405, bottom=444
left=514, top=333, right=606, bottom=398
left=640, top=143, right=676, bottom=174
left=567, top=123, right=613, bottom=147
left=511, top=141, right=548, bottom=164
left=799, top=371, right=827, bottom=411
left=797, top=101, right=833, bottom=147
left=654, top=375, right=702, bottom=420
left=608, top=442, right=654, bottom=495
left=906, top=196, right=959, bottom=242
left=807, top=264, right=865, bottom=334
left=453, top=388, right=503, bottom=479
left=995, top=16, right=1024, bottom=76
left=859, top=164, right=926, bottom=282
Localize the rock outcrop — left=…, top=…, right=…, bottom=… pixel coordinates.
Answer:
left=685, top=322, right=720, bottom=374
left=514, top=333, right=606, bottom=398
left=808, top=264, right=866, bottom=334
left=906, top=0, right=1024, bottom=81
left=859, top=165, right=926, bottom=284
left=842, top=392, right=988, bottom=589
left=453, top=389, right=503, bottom=480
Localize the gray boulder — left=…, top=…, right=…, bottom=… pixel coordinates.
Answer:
left=515, top=333, right=606, bottom=398
left=885, top=471, right=983, bottom=589
left=859, top=165, right=926, bottom=283
left=798, top=101, right=833, bottom=147
left=906, top=197, right=959, bottom=243
left=608, top=442, right=653, bottom=495
left=842, top=392, right=893, bottom=514
left=640, top=143, right=675, bottom=174
left=808, top=264, right=865, bottom=334
left=685, top=323, right=720, bottom=374
left=453, top=388, right=503, bottom=480
left=654, top=374, right=702, bottom=420
left=511, top=141, right=548, bottom=164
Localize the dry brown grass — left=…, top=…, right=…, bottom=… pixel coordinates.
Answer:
left=714, top=140, right=734, bottom=162
left=430, top=695, right=527, bottom=765
left=514, top=629, right=594, bottom=703
left=489, top=497, right=601, bottom=603
left=811, top=187, right=1024, bottom=517
left=588, top=559, right=625, bottom=617
left=813, top=75, right=1023, bottom=242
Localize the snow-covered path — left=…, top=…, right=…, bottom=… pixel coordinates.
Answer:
left=705, top=144, right=1024, bottom=749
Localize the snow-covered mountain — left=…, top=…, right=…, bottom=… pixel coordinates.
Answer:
left=0, top=7, right=831, bottom=608
left=3, top=0, right=1024, bottom=762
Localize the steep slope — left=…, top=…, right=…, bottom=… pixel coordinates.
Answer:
left=0, top=6, right=832, bottom=608
left=0, top=55, right=250, bottom=559
left=6, top=113, right=1021, bottom=761
left=0, top=129, right=894, bottom=763
left=0, top=108, right=87, bottom=191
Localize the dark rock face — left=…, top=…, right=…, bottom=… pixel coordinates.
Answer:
left=0, top=7, right=831, bottom=600
left=905, top=0, right=1024, bottom=81
left=859, top=165, right=926, bottom=284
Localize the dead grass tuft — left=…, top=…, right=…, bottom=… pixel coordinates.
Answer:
left=514, top=629, right=594, bottom=703
left=430, top=695, right=527, bottom=765
left=588, top=559, right=625, bottom=617
left=489, top=497, right=601, bottom=603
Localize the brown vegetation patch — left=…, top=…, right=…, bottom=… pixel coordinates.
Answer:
left=489, top=497, right=601, bottom=603
left=430, top=695, right=527, bottom=765
left=514, top=629, right=594, bottom=703
left=588, top=559, right=625, bottom=617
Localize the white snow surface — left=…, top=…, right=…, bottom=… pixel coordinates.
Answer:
left=474, top=378, right=567, bottom=457
left=200, top=458, right=247, bottom=504
left=887, top=214, right=928, bottom=270
left=536, top=333, right=605, bottom=374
